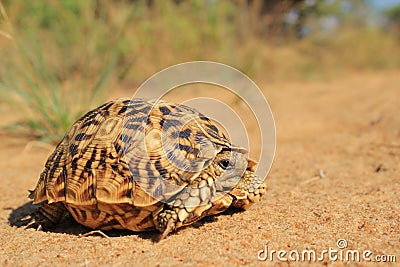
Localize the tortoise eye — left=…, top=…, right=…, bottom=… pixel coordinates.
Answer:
left=218, top=159, right=231, bottom=170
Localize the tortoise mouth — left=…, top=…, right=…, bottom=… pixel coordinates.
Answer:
left=216, top=182, right=240, bottom=195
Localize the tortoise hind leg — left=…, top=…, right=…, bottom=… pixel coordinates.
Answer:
left=22, top=202, right=66, bottom=231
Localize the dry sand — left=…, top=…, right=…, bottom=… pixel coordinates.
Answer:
left=0, top=71, right=399, bottom=266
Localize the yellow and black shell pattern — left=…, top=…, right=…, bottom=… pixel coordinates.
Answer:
left=29, top=98, right=239, bottom=231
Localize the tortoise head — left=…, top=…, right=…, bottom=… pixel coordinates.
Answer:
left=202, top=146, right=267, bottom=210
left=211, top=148, right=249, bottom=191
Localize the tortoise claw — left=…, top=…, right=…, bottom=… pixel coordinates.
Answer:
left=20, top=212, right=54, bottom=231
left=20, top=215, right=32, bottom=221
left=24, top=218, right=36, bottom=229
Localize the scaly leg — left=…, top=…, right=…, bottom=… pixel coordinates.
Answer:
left=21, top=201, right=66, bottom=231
left=154, top=193, right=234, bottom=241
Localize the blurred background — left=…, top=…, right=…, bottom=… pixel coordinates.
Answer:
left=1, top=2, right=399, bottom=264
left=0, top=0, right=399, bottom=142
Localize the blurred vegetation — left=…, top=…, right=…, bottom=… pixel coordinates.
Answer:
left=385, top=4, right=400, bottom=34
left=0, top=0, right=399, bottom=142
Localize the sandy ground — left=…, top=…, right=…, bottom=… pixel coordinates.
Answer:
left=0, top=70, right=399, bottom=266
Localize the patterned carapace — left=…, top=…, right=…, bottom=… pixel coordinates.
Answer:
left=25, top=98, right=267, bottom=240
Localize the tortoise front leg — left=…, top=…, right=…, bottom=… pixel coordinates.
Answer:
left=154, top=193, right=234, bottom=241
left=231, top=181, right=267, bottom=210
left=22, top=201, right=66, bottom=231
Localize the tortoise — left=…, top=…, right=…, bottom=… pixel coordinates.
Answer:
left=24, top=98, right=267, bottom=240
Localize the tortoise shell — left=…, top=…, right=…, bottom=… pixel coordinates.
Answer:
left=26, top=98, right=266, bottom=239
